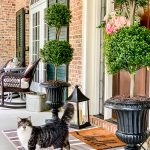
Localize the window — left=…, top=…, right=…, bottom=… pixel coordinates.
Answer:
left=32, top=12, right=40, bottom=82
left=30, top=0, right=39, bottom=5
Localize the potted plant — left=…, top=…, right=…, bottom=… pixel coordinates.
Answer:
left=100, top=0, right=150, bottom=149
left=40, top=3, right=73, bottom=121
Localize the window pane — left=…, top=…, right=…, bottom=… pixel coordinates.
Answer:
left=32, top=11, right=40, bottom=82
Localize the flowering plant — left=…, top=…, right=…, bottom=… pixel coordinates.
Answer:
left=105, top=13, right=130, bottom=35
left=100, top=0, right=150, bottom=97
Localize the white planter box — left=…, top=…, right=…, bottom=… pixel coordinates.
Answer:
left=26, top=92, right=49, bottom=112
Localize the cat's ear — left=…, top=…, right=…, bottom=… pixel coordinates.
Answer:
left=17, top=117, right=21, bottom=122
left=27, top=116, right=31, bottom=121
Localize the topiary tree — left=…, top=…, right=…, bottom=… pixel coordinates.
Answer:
left=105, top=24, right=150, bottom=97
left=40, top=3, right=73, bottom=80
left=103, top=0, right=150, bottom=97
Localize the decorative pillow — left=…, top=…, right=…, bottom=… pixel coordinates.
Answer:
left=24, top=64, right=34, bottom=77
left=6, top=61, right=14, bottom=69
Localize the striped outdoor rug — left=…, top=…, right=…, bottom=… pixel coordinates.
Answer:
left=2, top=129, right=94, bottom=150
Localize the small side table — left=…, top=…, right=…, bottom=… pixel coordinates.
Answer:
left=4, top=67, right=25, bottom=73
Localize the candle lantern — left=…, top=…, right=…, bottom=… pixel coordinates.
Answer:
left=67, top=85, right=91, bottom=129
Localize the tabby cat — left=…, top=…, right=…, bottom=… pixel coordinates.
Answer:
left=17, top=103, right=74, bottom=150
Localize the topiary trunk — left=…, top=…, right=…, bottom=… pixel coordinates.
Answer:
left=130, top=73, right=135, bottom=97
left=54, top=66, right=58, bottom=80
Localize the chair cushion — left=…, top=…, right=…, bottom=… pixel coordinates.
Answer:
left=21, top=78, right=29, bottom=89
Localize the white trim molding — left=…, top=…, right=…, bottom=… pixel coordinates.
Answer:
left=104, top=0, right=114, bottom=120
left=29, top=0, right=46, bottom=92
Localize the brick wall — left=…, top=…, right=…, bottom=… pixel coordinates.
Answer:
left=0, top=0, right=29, bottom=68
left=89, top=116, right=117, bottom=134
left=0, top=0, right=16, bottom=67
left=69, top=0, right=82, bottom=88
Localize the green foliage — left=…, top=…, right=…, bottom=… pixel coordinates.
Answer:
left=40, top=40, right=73, bottom=67
left=45, top=3, right=72, bottom=29
left=98, top=21, right=105, bottom=28
left=114, top=0, right=148, bottom=6
left=104, top=25, right=150, bottom=75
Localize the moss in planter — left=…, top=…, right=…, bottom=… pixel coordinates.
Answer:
left=41, top=80, right=70, bottom=87
left=104, top=96, right=150, bottom=110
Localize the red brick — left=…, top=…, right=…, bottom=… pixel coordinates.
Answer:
left=69, top=0, right=82, bottom=86
left=0, top=0, right=29, bottom=67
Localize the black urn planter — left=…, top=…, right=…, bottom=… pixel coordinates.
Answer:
left=104, top=96, right=150, bottom=150
left=40, top=80, right=70, bottom=121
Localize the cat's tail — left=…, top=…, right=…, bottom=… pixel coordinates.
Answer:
left=61, top=103, right=74, bottom=124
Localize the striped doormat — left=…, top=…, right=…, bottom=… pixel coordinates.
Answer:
left=2, top=129, right=23, bottom=150
left=2, top=129, right=94, bottom=150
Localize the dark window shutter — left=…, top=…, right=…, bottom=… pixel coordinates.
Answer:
left=48, top=27, right=56, bottom=40
left=16, top=8, right=25, bottom=66
left=47, top=64, right=68, bottom=81
left=57, top=0, right=67, bottom=5
left=48, top=0, right=56, bottom=5
left=47, top=64, right=55, bottom=80
left=47, top=0, right=69, bottom=82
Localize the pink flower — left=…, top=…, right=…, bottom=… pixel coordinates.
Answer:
left=106, top=23, right=114, bottom=34
left=105, top=15, right=130, bottom=35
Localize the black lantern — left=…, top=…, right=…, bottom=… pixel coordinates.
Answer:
left=67, top=85, right=91, bottom=129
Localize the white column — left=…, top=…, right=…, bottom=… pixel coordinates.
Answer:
left=104, top=74, right=112, bottom=119
left=82, top=0, right=100, bottom=115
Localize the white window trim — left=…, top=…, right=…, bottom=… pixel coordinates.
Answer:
left=29, top=0, right=47, bottom=92
left=104, top=0, right=114, bottom=119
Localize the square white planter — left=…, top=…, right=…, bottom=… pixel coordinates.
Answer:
left=26, top=92, right=49, bottom=112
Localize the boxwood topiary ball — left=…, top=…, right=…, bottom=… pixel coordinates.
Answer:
left=104, top=25, right=150, bottom=74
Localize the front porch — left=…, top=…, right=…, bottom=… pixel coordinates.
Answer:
left=0, top=96, right=148, bottom=150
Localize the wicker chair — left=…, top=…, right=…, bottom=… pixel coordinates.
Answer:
left=0, top=58, right=40, bottom=106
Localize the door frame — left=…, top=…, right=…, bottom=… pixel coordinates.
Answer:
left=29, top=0, right=47, bottom=92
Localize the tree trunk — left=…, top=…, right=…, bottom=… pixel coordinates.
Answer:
left=130, top=73, right=135, bottom=97
left=54, top=66, right=57, bottom=80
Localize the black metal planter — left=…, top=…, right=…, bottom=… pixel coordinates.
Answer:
left=40, top=80, right=70, bottom=121
left=104, top=96, right=150, bottom=150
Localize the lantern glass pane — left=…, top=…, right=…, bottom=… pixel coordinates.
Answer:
left=70, top=103, right=83, bottom=125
